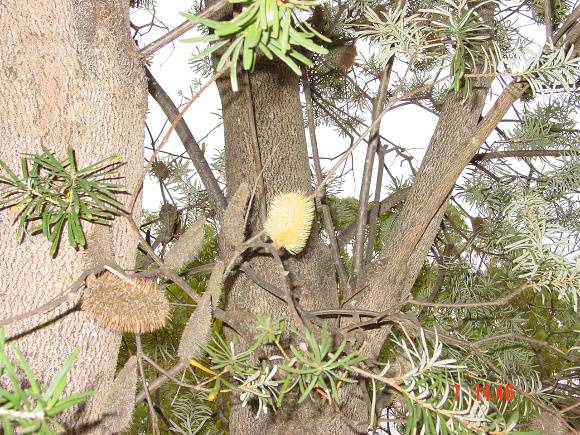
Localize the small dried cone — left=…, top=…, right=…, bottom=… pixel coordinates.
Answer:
left=158, top=203, right=179, bottom=244
left=164, top=216, right=206, bottom=271
left=222, top=183, right=250, bottom=247
left=178, top=261, right=224, bottom=361
left=337, top=45, right=357, bottom=70
left=470, top=216, right=486, bottom=234
left=98, top=356, right=138, bottom=432
left=320, top=44, right=357, bottom=72
left=81, top=271, right=170, bottom=333
left=151, top=160, right=170, bottom=180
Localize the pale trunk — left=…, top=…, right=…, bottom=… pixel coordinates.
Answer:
left=0, top=1, right=146, bottom=432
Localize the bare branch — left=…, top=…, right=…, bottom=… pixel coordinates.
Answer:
left=129, top=66, right=228, bottom=213
left=146, top=67, right=227, bottom=212
left=471, top=149, right=575, bottom=162
left=139, top=1, right=228, bottom=59
left=302, top=68, right=348, bottom=285
left=407, top=283, right=532, bottom=309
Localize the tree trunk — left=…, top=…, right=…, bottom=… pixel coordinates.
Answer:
left=216, top=60, right=368, bottom=433
left=0, top=1, right=147, bottom=432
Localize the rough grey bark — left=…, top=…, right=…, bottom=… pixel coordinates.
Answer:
left=0, top=1, right=147, bottom=432
left=216, top=58, right=368, bottom=434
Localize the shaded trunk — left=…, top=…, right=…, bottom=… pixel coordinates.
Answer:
left=0, top=0, right=146, bottom=432
left=216, top=60, right=368, bottom=433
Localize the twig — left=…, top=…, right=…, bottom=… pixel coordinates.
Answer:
left=471, top=149, right=574, bottom=162
left=146, top=67, right=227, bottom=212
left=474, top=333, right=572, bottom=360
left=544, top=0, right=554, bottom=44
left=141, top=353, right=210, bottom=392
left=135, top=361, right=188, bottom=403
left=259, top=242, right=306, bottom=330
left=337, top=187, right=410, bottom=249
left=136, top=335, right=160, bottom=435
left=365, top=144, right=386, bottom=263
left=0, top=266, right=101, bottom=327
left=123, top=213, right=200, bottom=302
left=407, top=283, right=531, bottom=309
left=310, top=75, right=451, bottom=199
left=351, top=62, right=396, bottom=285
left=302, top=68, right=348, bottom=286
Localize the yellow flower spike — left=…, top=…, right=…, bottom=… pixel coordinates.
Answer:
left=190, top=359, right=218, bottom=376
left=264, top=192, right=314, bottom=255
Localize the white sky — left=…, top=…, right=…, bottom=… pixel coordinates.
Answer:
left=131, top=2, right=546, bottom=216
left=131, top=2, right=443, bottom=211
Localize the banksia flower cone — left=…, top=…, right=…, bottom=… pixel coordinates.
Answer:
left=81, top=271, right=170, bottom=333
left=264, top=192, right=314, bottom=255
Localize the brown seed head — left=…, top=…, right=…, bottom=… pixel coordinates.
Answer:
left=151, top=161, right=170, bottom=180
left=338, top=45, right=357, bottom=70
left=81, top=271, right=170, bottom=333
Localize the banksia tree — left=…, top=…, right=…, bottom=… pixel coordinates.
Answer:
left=3, top=0, right=580, bottom=434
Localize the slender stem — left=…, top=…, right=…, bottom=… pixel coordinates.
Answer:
left=136, top=335, right=160, bottom=435
left=123, top=213, right=200, bottom=302
left=302, top=68, right=348, bottom=286
left=351, top=64, right=393, bottom=284
left=364, top=144, right=385, bottom=263
left=309, top=75, right=451, bottom=200
left=407, top=283, right=531, bottom=309
left=471, top=149, right=574, bottom=162
left=146, top=67, right=227, bottom=212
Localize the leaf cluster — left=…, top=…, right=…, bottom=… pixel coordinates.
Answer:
left=199, top=320, right=364, bottom=417
left=0, top=147, right=125, bottom=256
left=0, top=330, right=93, bottom=434
left=182, top=0, right=330, bottom=90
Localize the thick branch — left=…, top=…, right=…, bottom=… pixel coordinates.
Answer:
left=146, top=67, right=227, bottom=212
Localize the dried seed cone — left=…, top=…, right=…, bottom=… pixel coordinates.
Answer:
left=81, top=271, right=170, bottom=333
left=264, top=192, right=314, bottom=255
left=151, top=160, right=170, bottom=180
left=158, top=203, right=179, bottom=243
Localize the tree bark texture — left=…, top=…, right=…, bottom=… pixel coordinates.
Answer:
left=216, top=59, right=369, bottom=434
left=0, top=1, right=147, bottom=432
